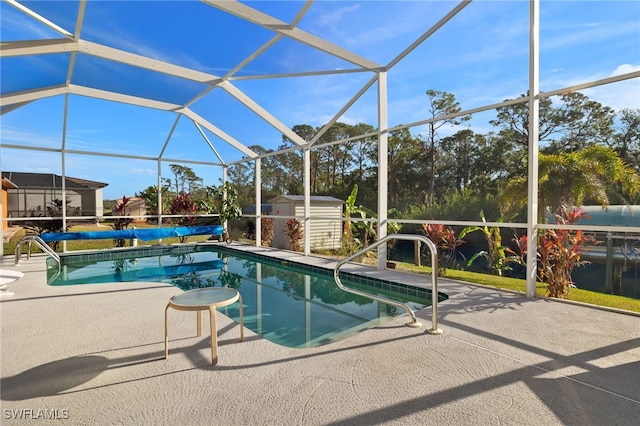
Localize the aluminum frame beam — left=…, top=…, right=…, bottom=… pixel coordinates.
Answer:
left=202, top=0, right=382, bottom=71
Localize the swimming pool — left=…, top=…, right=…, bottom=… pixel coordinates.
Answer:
left=48, top=245, right=447, bottom=348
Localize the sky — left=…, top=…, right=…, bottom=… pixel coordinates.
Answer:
left=1, top=0, right=639, bottom=201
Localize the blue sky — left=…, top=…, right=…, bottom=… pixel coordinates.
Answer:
left=1, top=1, right=639, bottom=200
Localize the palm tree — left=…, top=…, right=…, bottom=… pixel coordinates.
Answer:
left=501, top=146, right=640, bottom=221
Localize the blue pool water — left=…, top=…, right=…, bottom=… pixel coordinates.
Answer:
left=48, top=245, right=446, bottom=348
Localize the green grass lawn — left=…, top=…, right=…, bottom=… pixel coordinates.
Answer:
left=395, top=261, right=640, bottom=314
left=5, top=226, right=640, bottom=314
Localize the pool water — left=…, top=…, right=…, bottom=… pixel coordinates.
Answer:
left=48, top=245, right=445, bottom=348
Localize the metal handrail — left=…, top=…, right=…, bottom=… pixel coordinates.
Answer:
left=334, top=234, right=442, bottom=334
left=15, top=235, right=61, bottom=273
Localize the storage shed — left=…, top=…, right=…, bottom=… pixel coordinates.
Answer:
left=270, top=195, right=344, bottom=251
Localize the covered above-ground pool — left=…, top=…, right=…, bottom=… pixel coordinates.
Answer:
left=572, top=205, right=639, bottom=227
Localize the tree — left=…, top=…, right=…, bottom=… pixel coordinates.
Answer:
left=228, top=145, right=280, bottom=204
left=388, top=128, right=424, bottom=207
left=469, top=131, right=524, bottom=197
left=263, top=140, right=303, bottom=195
left=136, top=184, right=170, bottom=220
left=275, top=125, right=310, bottom=194
left=501, top=146, right=640, bottom=220
left=164, top=164, right=203, bottom=195
left=346, top=123, right=377, bottom=190
left=199, top=182, right=242, bottom=226
left=490, top=92, right=616, bottom=153
left=609, top=108, right=640, bottom=176
left=438, top=129, right=479, bottom=194
left=544, top=93, right=615, bottom=153
left=309, top=122, right=355, bottom=195
left=491, top=94, right=556, bottom=147
left=424, top=90, right=470, bottom=205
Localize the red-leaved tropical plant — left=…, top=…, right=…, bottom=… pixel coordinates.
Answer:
left=513, top=205, right=597, bottom=298
left=420, top=223, right=465, bottom=276
left=111, top=195, right=134, bottom=247
left=170, top=193, right=198, bottom=242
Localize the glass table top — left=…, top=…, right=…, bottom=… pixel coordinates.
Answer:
left=170, top=287, right=239, bottom=308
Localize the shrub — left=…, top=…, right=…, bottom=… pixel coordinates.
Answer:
left=170, top=193, right=198, bottom=242
left=285, top=218, right=303, bottom=252
left=459, top=210, right=521, bottom=276
left=513, top=206, right=597, bottom=298
left=261, top=216, right=274, bottom=246
left=420, top=223, right=465, bottom=276
left=110, top=195, right=134, bottom=247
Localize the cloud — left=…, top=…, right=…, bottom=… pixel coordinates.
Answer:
left=0, top=128, right=62, bottom=148
left=131, top=168, right=156, bottom=176
left=315, top=4, right=361, bottom=28
left=611, top=63, right=640, bottom=77
left=543, top=63, right=640, bottom=112
left=0, top=6, right=63, bottom=40
left=584, top=64, right=640, bottom=112
left=1, top=149, right=60, bottom=174
left=542, top=21, right=639, bottom=51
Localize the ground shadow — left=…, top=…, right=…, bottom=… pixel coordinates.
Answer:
left=1, top=355, right=110, bottom=401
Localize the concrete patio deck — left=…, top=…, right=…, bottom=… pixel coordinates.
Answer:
left=1, top=243, right=639, bottom=425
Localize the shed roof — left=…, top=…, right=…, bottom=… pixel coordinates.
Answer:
left=243, top=204, right=273, bottom=214
left=269, top=195, right=343, bottom=204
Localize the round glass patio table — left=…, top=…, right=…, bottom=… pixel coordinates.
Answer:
left=164, top=287, right=244, bottom=365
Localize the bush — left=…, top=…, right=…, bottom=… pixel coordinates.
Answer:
left=261, top=217, right=274, bottom=246
left=285, top=219, right=303, bottom=252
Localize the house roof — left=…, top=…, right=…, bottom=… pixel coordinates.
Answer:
left=2, top=177, right=18, bottom=190
left=1, top=171, right=108, bottom=190
left=66, top=176, right=109, bottom=189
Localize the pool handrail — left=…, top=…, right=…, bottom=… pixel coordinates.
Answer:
left=333, top=234, right=443, bottom=334
left=15, top=235, right=61, bottom=273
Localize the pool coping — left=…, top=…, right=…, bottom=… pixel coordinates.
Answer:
left=50, top=242, right=449, bottom=303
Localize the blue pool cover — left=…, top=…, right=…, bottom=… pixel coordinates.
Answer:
left=40, top=225, right=223, bottom=242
